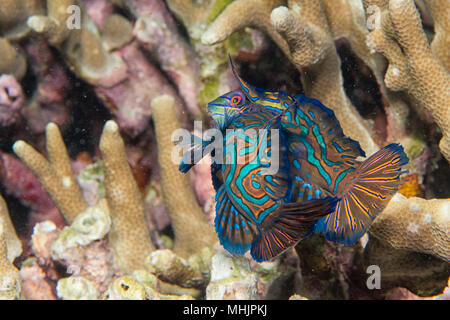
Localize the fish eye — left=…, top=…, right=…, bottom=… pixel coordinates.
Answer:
left=231, top=95, right=242, bottom=105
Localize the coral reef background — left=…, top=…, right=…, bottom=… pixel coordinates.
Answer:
left=0, top=0, right=448, bottom=300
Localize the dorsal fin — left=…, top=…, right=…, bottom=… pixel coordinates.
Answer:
left=229, top=55, right=263, bottom=103
left=290, top=94, right=366, bottom=162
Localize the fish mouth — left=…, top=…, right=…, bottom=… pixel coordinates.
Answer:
left=207, top=97, right=229, bottom=113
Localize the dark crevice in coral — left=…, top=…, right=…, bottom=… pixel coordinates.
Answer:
left=425, top=155, right=450, bottom=199
left=62, top=72, right=112, bottom=159
left=114, top=4, right=136, bottom=23
left=20, top=52, right=38, bottom=99
left=236, top=44, right=304, bottom=96
left=336, top=39, right=384, bottom=117
left=163, top=2, right=191, bottom=45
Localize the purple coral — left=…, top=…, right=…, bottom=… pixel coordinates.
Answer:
left=0, top=75, right=24, bottom=127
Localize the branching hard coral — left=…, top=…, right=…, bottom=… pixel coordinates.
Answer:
left=0, top=197, right=21, bottom=300
left=369, top=193, right=450, bottom=262
left=26, top=0, right=75, bottom=45
left=423, top=0, right=450, bottom=70
left=0, top=0, right=45, bottom=39
left=150, top=95, right=217, bottom=258
left=200, top=0, right=288, bottom=54
left=14, top=120, right=156, bottom=274
left=13, top=123, right=89, bottom=224
left=0, top=38, right=27, bottom=80
left=99, top=120, right=155, bottom=273
left=0, top=195, right=22, bottom=266
left=27, top=0, right=128, bottom=87
left=365, top=0, right=450, bottom=162
left=363, top=237, right=450, bottom=296
left=166, top=0, right=271, bottom=112
left=102, top=14, right=133, bottom=51
left=203, top=0, right=378, bottom=155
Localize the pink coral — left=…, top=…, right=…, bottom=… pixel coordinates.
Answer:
left=128, top=0, right=201, bottom=116
left=0, top=74, right=24, bottom=127
left=95, top=41, right=187, bottom=137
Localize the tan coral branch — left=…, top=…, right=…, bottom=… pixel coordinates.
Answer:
left=0, top=196, right=21, bottom=300
left=366, top=0, right=450, bottom=162
left=423, top=0, right=450, bottom=70
left=99, top=120, right=155, bottom=273
left=0, top=194, right=22, bottom=263
left=150, top=95, right=216, bottom=258
left=202, top=0, right=378, bottom=155
left=13, top=123, right=89, bottom=224
left=270, top=1, right=378, bottom=155
left=201, top=0, right=289, bottom=55
left=370, top=193, right=450, bottom=262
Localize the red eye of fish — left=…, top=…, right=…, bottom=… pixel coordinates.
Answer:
left=231, top=95, right=242, bottom=105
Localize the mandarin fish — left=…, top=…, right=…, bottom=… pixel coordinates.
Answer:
left=212, top=106, right=338, bottom=261
left=177, top=58, right=409, bottom=261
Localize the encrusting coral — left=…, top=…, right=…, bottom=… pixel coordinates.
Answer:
left=56, top=276, right=99, bottom=300
left=150, top=95, right=217, bottom=258
left=365, top=0, right=450, bottom=162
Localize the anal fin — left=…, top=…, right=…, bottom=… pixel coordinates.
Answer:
left=251, top=197, right=338, bottom=262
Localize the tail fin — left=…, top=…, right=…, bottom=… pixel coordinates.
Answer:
left=251, top=197, right=338, bottom=262
left=314, top=143, right=409, bottom=245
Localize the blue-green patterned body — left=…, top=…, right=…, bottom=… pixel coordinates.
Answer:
left=178, top=58, right=409, bottom=261
left=213, top=107, right=338, bottom=261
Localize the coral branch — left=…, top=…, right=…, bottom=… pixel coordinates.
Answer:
left=423, top=0, right=450, bottom=70
left=201, top=0, right=288, bottom=54
left=270, top=1, right=378, bottom=155
left=99, top=120, right=155, bottom=273
left=366, top=0, right=450, bottom=162
left=0, top=38, right=26, bottom=80
left=370, top=193, right=450, bottom=262
left=203, top=0, right=378, bottom=155
left=13, top=123, right=89, bottom=224
left=0, top=194, right=21, bottom=299
left=0, top=194, right=21, bottom=264
left=150, top=95, right=216, bottom=258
